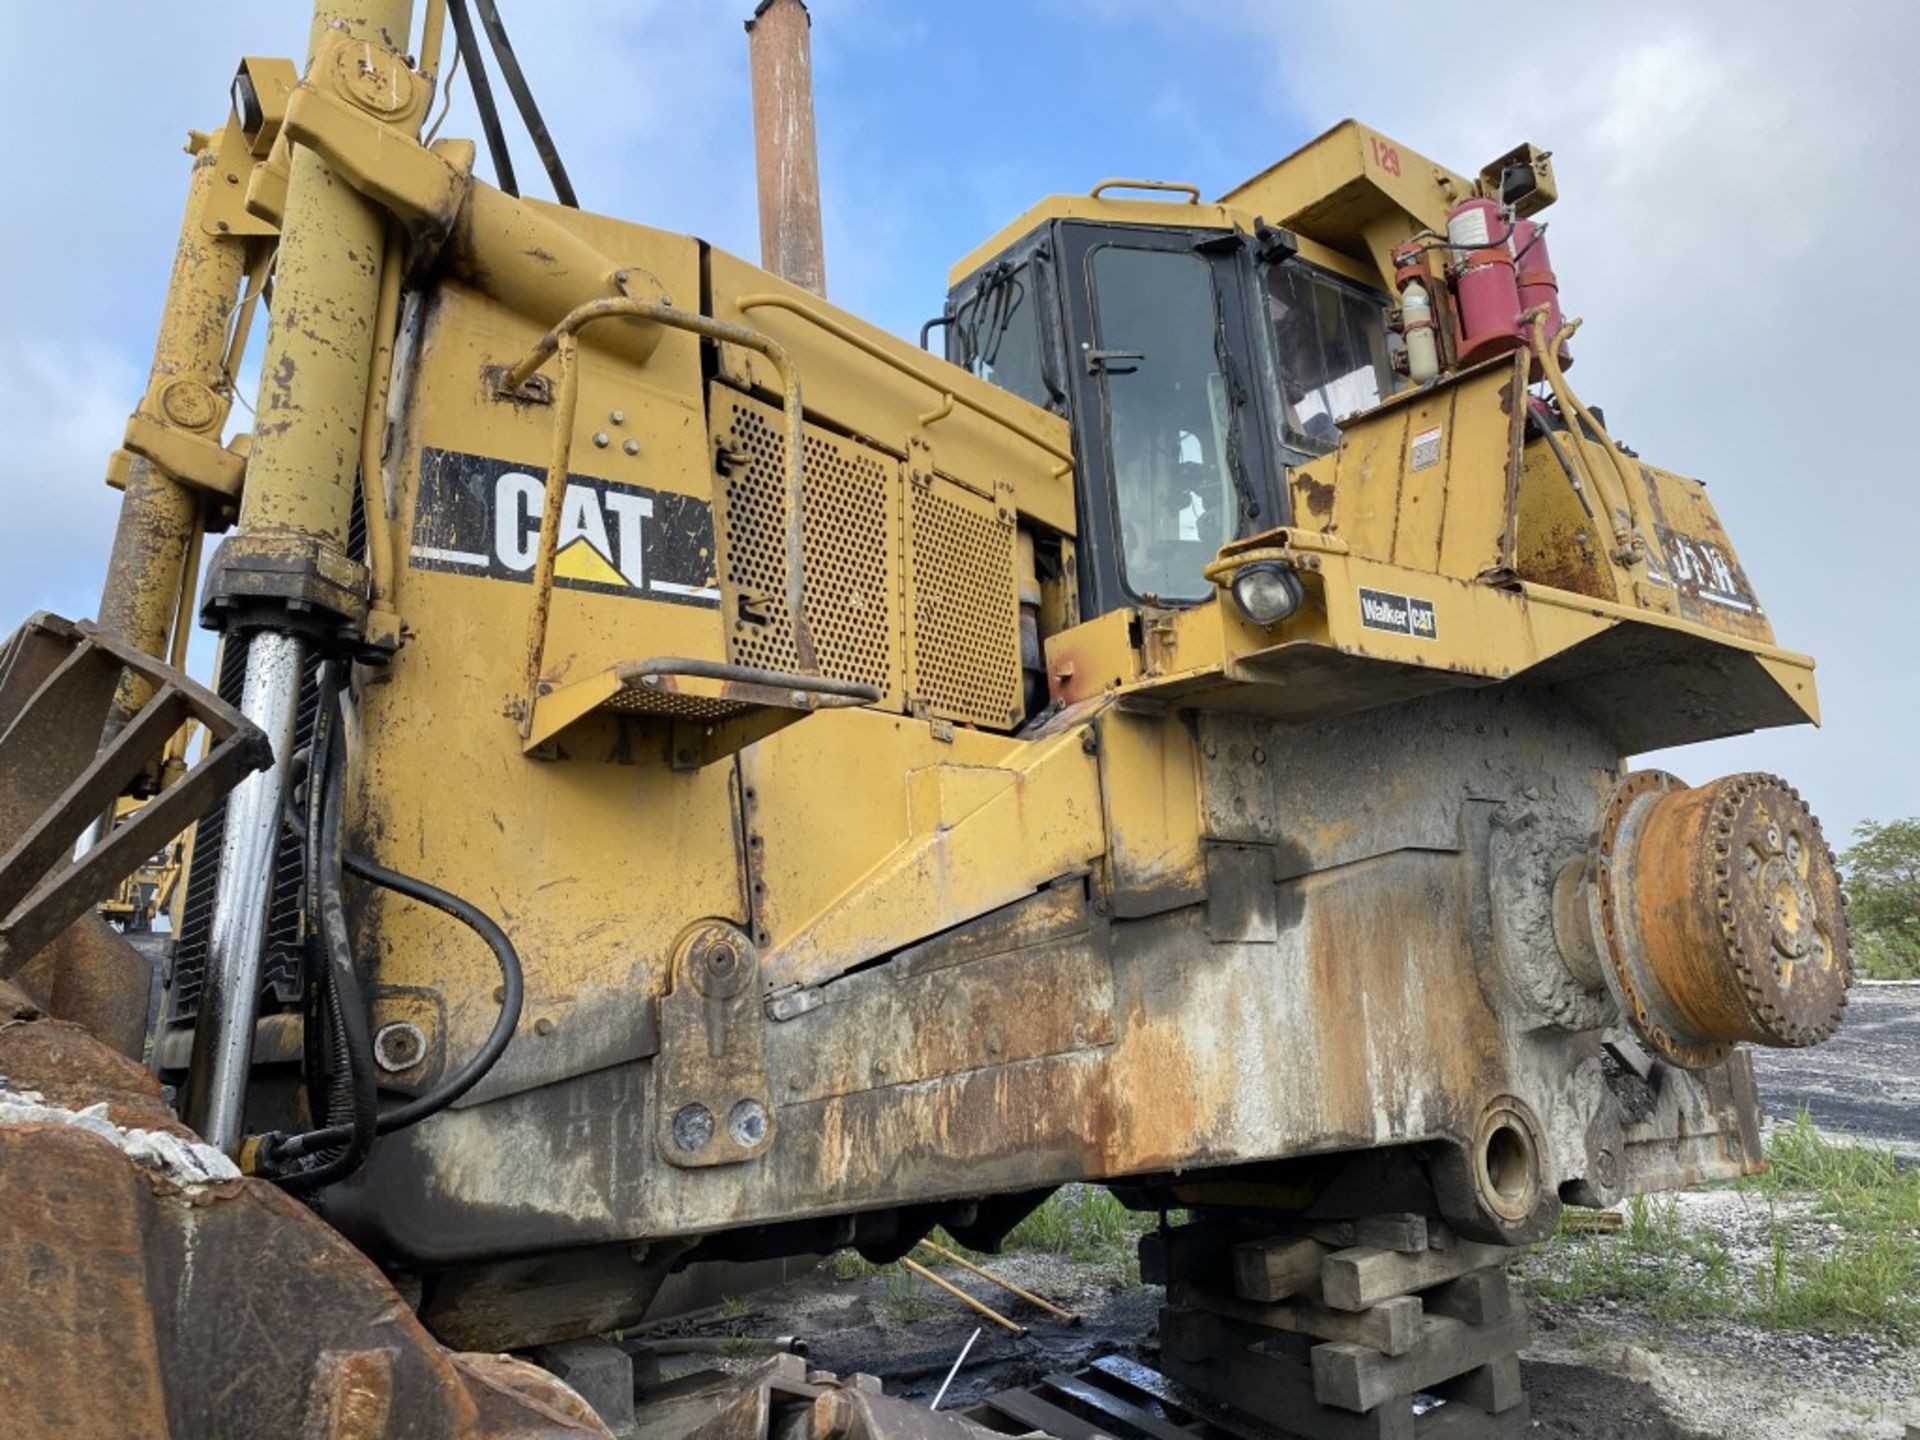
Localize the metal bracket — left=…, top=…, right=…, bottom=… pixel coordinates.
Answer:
left=655, top=921, right=775, bottom=1168
left=121, top=413, right=246, bottom=502
left=278, top=32, right=471, bottom=264
left=200, top=529, right=372, bottom=643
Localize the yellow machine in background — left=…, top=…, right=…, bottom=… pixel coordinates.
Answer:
left=0, top=3, right=1851, bottom=1436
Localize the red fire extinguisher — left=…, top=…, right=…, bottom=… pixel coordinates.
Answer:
left=1446, top=197, right=1525, bottom=366
left=1512, top=218, right=1571, bottom=378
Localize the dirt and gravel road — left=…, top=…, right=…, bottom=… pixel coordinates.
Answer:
left=1750, top=981, right=1920, bottom=1157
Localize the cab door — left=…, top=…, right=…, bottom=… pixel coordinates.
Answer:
left=1055, top=222, right=1279, bottom=618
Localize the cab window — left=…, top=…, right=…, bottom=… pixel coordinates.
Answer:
left=1089, top=245, right=1239, bottom=603
left=951, top=261, right=1056, bottom=414
left=1263, top=265, right=1394, bottom=455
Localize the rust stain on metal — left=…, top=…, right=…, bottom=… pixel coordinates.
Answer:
left=1296, top=470, right=1336, bottom=519
left=0, top=1008, right=612, bottom=1438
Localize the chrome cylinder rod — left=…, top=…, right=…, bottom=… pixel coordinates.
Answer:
left=193, top=630, right=306, bottom=1153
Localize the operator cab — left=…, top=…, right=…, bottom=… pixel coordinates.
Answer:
left=945, top=202, right=1397, bottom=619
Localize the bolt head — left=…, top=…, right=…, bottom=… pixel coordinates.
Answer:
left=373, top=1021, right=427, bottom=1072
left=728, top=1098, right=769, bottom=1147
left=671, top=1103, right=714, bottom=1152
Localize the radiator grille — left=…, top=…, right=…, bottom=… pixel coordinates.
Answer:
left=715, top=392, right=903, bottom=707
left=906, top=478, right=1023, bottom=728
left=713, top=389, right=1022, bottom=728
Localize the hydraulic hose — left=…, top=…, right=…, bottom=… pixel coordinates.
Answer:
left=274, top=685, right=380, bottom=1192
left=445, top=0, right=518, bottom=197
left=266, top=843, right=524, bottom=1164
left=257, top=690, right=524, bottom=1180
left=471, top=0, right=578, bottom=206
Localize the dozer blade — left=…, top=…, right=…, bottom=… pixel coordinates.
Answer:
left=0, top=612, right=271, bottom=979
left=0, top=977, right=617, bottom=1438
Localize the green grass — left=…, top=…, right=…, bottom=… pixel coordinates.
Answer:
left=824, top=1185, right=1169, bottom=1311
left=996, top=1185, right=1165, bottom=1275
left=879, top=1261, right=940, bottom=1322
left=1527, top=1193, right=1739, bottom=1328
left=1524, top=1112, right=1920, bottom=1341
left=1742, top=1113, right=1920, bottom=1335
left=829, top=1249, right=877, bottom=1282
left=1855, top=932, right=1920, bottom=980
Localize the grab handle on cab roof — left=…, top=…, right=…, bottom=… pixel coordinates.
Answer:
left=1089, top=178, right=1201, bottom=203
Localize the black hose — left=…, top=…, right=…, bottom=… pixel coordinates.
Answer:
left=269, top=848, right=524, bottom=1161
left=445, top=0, right=518, bottom=198
left=470, top=0, right=578, bottom=207
left=273, top=688, right=380, bottom=1192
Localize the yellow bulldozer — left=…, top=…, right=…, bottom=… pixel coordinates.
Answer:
left=0, top=2, right=1853, bottom=1436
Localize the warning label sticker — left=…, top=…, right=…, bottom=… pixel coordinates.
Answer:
left=1410, top=426, right=1443, bottom=472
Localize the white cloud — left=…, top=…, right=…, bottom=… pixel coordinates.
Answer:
left=0, top=345, right=137, bottom=623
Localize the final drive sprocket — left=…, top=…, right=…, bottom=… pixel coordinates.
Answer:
left=1591, top=770, right=1851, bottom=1069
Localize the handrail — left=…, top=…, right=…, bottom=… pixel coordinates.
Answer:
left=499, top=298, right=817, bottom=733
left=621, top=656, right=879, bottom=704
left=1089, top=178, right=1202, bottom=203
left=732, top=291, right=1074, bottom=467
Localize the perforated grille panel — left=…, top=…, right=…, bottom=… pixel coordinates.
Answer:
left=906, top=478, right=1023, bottom=728
left=716, top=392, right=904, bottom=707
left=712, top=388, right=1023, bottom=731
left=601, top=687, right=760, bottom=721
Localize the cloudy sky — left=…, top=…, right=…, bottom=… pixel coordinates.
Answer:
left=1, top=0, right=1913, bottom=844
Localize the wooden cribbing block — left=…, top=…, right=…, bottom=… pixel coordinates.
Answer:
left=1422, top=1268, right=1512, bottom=1326
left=1288, top=1214, right=1430, bottom=1254
left=1140, top=1221, right=1234, bottom=1290
left=1159, top=1308, right=1414, bottom=1440
left=1309, top=1309, right=1530, bottom=1414
left=1232, top=1235, right=1330, bottom=1303
left=1350, top=1214, right=1429, bottom=1254
left=1169, top=1277, right=1424, bottom=1356
left=1431, top=1353, right=1523, bottom=1415
left=1320, top=1241, right=1511, bottom=1312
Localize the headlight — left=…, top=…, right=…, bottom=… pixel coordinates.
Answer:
left=1229, top=561, right=1304, bottom=626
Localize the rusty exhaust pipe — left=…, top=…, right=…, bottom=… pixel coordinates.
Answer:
left=746, top=0, right=826, bottom=296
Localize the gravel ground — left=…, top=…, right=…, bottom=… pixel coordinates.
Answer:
left=1751, top=981, right=1920, bottom=1158
left=1524, top=1190, right=1918, bottom=1437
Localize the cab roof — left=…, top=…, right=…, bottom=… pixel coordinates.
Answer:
left=948, top=120, right=1481, bottom=296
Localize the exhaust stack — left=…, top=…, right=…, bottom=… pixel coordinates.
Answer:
left=746, top=0, right=826, bottom=296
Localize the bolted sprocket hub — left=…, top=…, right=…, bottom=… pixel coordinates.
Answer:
left=1589, top=771, right=1851, bottom=1069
